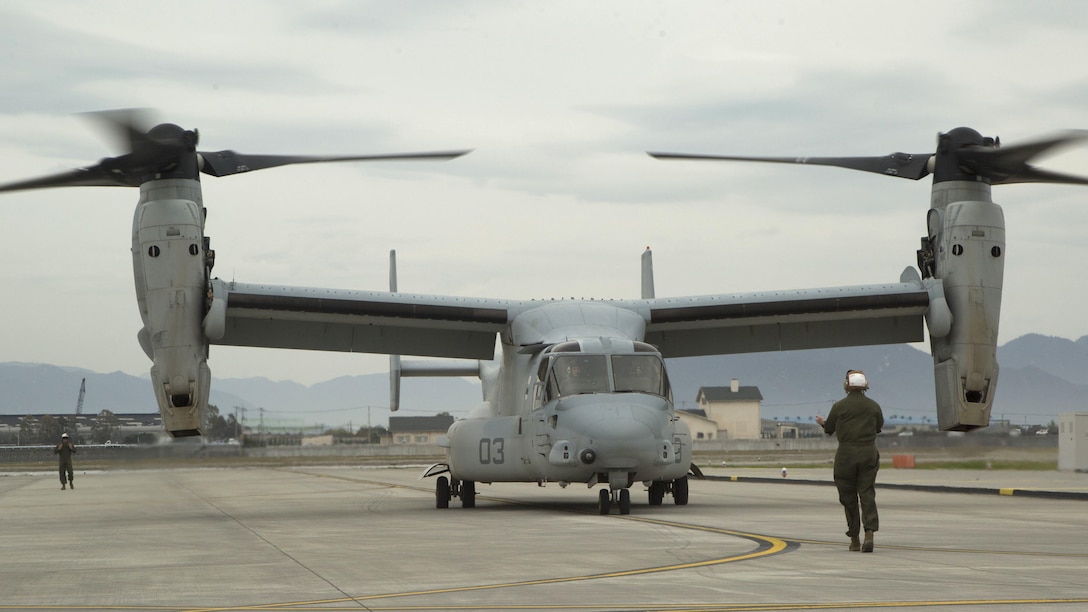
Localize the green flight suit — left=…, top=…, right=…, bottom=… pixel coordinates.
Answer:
left=822, top=390, right=884, bottom=537
left=54, top=441, right=77, bottom=487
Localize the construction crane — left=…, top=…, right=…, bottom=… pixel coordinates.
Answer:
left=75, top=378, right=86, bottom=415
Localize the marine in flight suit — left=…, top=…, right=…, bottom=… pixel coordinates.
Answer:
left=54, top=433, right=77, bottom=490
left=816, top=370, right=883, bottom=552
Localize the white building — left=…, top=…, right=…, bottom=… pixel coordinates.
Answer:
left=677, top=379, right=764, bottom=441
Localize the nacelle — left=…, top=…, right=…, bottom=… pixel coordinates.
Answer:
left=924, top=182, right=1004, bottom=431
left=132, top=180, right=211, bottom=437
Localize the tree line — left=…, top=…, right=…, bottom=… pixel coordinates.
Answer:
left=6, top=404, right=394, bottom=445
left=10, top=406, right=234, bottom=445
left=13, top=410, right=124, bottom=445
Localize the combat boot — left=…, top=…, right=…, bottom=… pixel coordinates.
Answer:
left=849, top=536, right=861, bottom=551
left=61, top=483, right=66, bottom=490
left=862, top=530, right=874, bottom=553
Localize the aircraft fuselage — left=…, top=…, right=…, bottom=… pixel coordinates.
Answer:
left=440, top=302, right=693, bottom=512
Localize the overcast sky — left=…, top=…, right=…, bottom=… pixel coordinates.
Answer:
left=1, top=1, right=1087, bottom=386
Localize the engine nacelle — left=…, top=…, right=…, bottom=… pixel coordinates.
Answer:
left=925, top=181, right=1004, bottom=431
left=132, top=180, right=211, bottom=437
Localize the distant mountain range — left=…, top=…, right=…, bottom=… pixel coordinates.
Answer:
left=666, top=334, right=1088, bottom=425
left=2, top=334, right=1085, bottom=427
left=0, top=365, right=482, bottom=430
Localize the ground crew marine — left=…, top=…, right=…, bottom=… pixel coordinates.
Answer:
left=54, top=433, right=77, bottom=490
left=816, top=370, right=884, bottom=552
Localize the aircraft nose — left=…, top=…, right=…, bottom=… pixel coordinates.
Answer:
left=547, top=396, right=675, bottom=469
left=579, top=403, right=660, bottom=439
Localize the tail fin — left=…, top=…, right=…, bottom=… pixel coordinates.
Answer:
left=386, top=248, right=484, bottom=412
left=389, top=250, right=401, bottom=412
left=389, top=249, right=398, bottom=293
left=390, top=354, right=402, bottom=413
left=641, top=247, right=655, bottom=299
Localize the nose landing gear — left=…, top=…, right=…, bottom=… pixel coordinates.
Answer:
left=597, top=487, right=631, bottom=515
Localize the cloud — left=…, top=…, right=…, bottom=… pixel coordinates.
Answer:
left=1, top=1, right=1087, bottom=385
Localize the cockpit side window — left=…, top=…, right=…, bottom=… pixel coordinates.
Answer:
left=544, top=367, right=562, bottom=403
left=612, top=354, right=670, bottom=398
left=550, top=354, right=609, bottom=396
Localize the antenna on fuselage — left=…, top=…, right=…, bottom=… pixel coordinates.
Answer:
left=641, top=247, right=655, bottom=299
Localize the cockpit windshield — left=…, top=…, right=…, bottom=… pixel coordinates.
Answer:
left=550, top=355, right=610, bottom=396
left=543, top=352, right=671, bottom=401
left=612, top=354, right=668, bottom=397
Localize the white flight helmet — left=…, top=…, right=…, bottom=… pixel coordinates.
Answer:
left=844, top=370, right=869, bottom=391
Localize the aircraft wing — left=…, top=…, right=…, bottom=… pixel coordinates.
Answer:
left=206, top=280, right=512, bottom=360
left=638, top=279, right=930, bottom=358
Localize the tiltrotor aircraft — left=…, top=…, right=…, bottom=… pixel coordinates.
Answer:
left=2, top=113, right=1086, bottom=514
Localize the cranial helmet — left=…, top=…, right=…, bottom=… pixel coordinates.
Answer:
left=844, top=370, right=869, bottom=391
left=61, top=433, right=69, bottom=438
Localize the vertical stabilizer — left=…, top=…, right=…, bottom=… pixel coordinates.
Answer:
left=389, top=249, right=400, bottom=412
left=641, top=247, right=655, bottom=299
left=389, top=249, right=398, bottom=293
left=390, top=355, right=402, bottom=413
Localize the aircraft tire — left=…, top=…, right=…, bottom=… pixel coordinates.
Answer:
left=597, top=488, right=610, bottom=515
left=619, top=488, right=631, bottom=515
left=436, top=476, right=450, bottom=509
left=672, top=476, right=689, bottom=505
left=462, top=480, right=476, bottom=508
left=648, top=481, right=666, bottom=505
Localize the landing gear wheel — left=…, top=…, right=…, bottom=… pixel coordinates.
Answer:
left=462, top=480, right=476, bottom=508
left=436, top=476, right=450, bottom=509
left=618, top=488, right=631, bottom=515
left=597, top=488, right=610, bottom=515
left=672, top=476, right=689, bottom=505
left=648, top=481, right=666, bottom=505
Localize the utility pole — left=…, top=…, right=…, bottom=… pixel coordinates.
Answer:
left=234, top=406, right=245, bottom=441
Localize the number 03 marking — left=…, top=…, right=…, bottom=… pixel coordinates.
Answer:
left=478, top=437, right=505, bottom=464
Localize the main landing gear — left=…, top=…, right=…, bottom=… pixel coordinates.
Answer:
left=423, top=463, right=477, bottom=509
left=435, top=476, right=476, bottom=509
left=647, top=476, right=689, bottom=506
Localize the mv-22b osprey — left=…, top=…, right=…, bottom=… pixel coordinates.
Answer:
left=2, top=112, right=1086, bottom=514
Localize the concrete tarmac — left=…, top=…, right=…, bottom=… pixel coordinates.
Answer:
left=2, top=465, right=1086, bottom=611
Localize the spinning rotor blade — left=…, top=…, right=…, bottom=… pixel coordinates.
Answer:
left=648, top=151, right=932, bottom=180
left=990, top=166, right=1088, bottom=186
left=0, top=108, right=471, bottom=193
left=0, top=109, right=198, bottom=192
left=81, top=108, right=158, bottom=155
left=198, top=149, right=472, bottom=177
left=956, top=130, right=1088, bottom=185
left=649, top=128, right=1088, bottom=186
left=0, top=166, right=121, bottom=193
